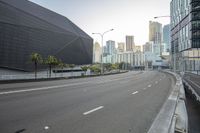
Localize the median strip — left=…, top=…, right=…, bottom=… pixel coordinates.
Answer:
left=83, top=106, right=104, bottom=115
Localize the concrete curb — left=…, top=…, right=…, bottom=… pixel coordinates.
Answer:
left=148, top=71, right=188, bottom=133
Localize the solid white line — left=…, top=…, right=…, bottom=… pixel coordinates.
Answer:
left=148, top=84, right=152, bottom=87
left=0, top=82, right=90, bottom=95
left=132, top=91, right=138, bottom=95
left=83, top=106, right=104, bottom=115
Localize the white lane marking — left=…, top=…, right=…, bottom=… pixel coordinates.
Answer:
left=0, top=82, right=91, bottom=95
left=132, top=91, right=138, bottom=95
left=83, top=106, right=104, bottom=115
left=148, top=84, right=152, bottom=88
left=44, top=126, right=49, bottom=130
left=143, top=88, right=146, bottom=90
left=155, top=81, right=158, bottom=84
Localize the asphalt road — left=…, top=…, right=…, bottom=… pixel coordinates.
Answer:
left=0, top=71, right=175, bottom=133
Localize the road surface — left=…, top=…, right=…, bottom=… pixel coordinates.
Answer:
left=0, top=71, right=175, bottom=133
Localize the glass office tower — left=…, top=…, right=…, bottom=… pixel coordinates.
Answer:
left=170, top=0, right=200, bottom=74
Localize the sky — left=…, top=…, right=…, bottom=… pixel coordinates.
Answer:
left=29, top=0, right=171, bottom=46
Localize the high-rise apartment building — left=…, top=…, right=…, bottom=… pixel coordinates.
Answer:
left=143, top=42, right=153, bottom=52
left=106, top=40, right=116, bottom=55
left=163, top=24, right=170, bottom=52
left=149, top=21, right=162, bottom=44
left=117, top=42, right=125, bottom=52
left=93, top=42, right=101, bottom=63
left=171, top=0, right=200, bottom=74
left=126, top=36, right=135, bottom=51
left=135, top=46, right=141, bottom=52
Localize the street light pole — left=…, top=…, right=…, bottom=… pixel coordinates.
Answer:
left=92, top=29, right=114, bottom=75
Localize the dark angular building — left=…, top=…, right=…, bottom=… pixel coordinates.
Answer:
left=0, top=0, right=93, bottom=71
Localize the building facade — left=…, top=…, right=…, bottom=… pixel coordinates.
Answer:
left=106, top=40, right=116, bottom=55
left=93, top=42, right=101, bottom=63
left=0, top=0, right=93, bottom=71
left=149, top=21, right=162, bottom=44
left=163, top=24, right=170, bottom=52
left=126, top=35, right=135, bottom=51
left=171, top=0, right=200, bottom=74
left=117, top=42, right=125, bottom=52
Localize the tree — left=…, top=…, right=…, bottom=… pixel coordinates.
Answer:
left=45, top=56, right=58, bottom=78
left=30, top=53, right=42, bottom=79
left=89, top=65, right=101, bottom=74
left=104, top=63, right=112, bottom=71
left=58, top=60, right=67, bottom=76
left=81, top=66, right=89, bottom=75
left=119, top=62, right=126, bottom=70
left=111, top=64, right=118, bottom=70
left=69, top=64, right=75, bottom=76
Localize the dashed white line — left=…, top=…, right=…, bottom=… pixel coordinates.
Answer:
left=83, top=106, right=104, bottom=115
left=44, top=126, right=49, bottom=130
left=132, top=91, right=138, bottom=95
left=148, top=84, right=152, bottom=88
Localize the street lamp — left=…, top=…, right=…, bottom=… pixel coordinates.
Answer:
left=154, top=16, right=170, bottom=19
left=92, top=29, right=114, bottom=75
left=154, top=15, right=177, bottom=72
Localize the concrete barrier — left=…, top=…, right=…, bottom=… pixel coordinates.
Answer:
left=148, top=71, right=188, bottom=133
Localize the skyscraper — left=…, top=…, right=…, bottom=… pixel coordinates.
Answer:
left=93, top=42, right=101, bottom=63
left=126, top=35, right=135, bottom=51
left=149, top=21, right=162, bottom=44
left=106, top=40, right=116, bottom=55
left=149, top=21, right=162, bottom=55
left=163, top=24, right=170, bottom=52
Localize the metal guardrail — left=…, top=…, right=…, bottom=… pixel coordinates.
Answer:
left=148, top=71, right=188, bottom=133
left=183, top=78, right=200, bottom=103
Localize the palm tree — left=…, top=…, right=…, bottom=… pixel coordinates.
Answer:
left=30, top=53, right=42, bottom=79
left=45, top=56, right=58, bottom=78
left=81, top=66, right=89, bottom=76
left=58, top=60, right=67, bottom=76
